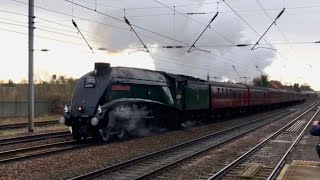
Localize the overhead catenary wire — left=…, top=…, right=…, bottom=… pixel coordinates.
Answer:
left=10, top=0, right=315, bottom=51
left=149, top=0, right=258, bottom=72
left=0, top=26, right=97, bottom=48
left=255, top=1, right=289, bottom=42
left=0, top=17, right=248, bottom=80
left=149, top=0, right=264, bottom=74
left=76, top=0, right=219, bottom=11
left=8, top=0, right=294, bottom=75
left=0, top=26, right=210, bottom=76
left=72, top=19, right=94, bottom=53
left=232, top=65, right=242, bottom=79
left=221, top=0, right=289, bottom=71
left=254, top=0, right=297, bottom=56
left=0, top=21, right=28, bottom=28
left=124, top=16, right=150, bottom=53
left=152, top=54, right=236, bottom=78
left=157, top=41, right=320, bottom=48
left=222, top=0, right=273, bottom=49
left=0, top=6, right=170, bottom=47
left=1, top=12, right=291, bottom=50
left=10, top=1, right=129, bottom=30
left=0, top=17, right=27, bottom=25
left=63, top=0, right=188, bottom=46
left=0, top=9, right=27, bottom=17
left=152, top=0, right=234, bottom=45
left=6, top=2, right=320, bottom=17
left=251, top=8, right=286, bottom=50
left=4, top=0, right=316, bottom=84
left=0, top=23, right=244, bottom=80
left=0, top=25, right=230, bottom=79
left=187, top=12, right=219, bottom=52
left=62, top=0, right=261, bottom=71
left=35, top=26, right=92, bottom=41
left=115, top=5, right=320, bottom=18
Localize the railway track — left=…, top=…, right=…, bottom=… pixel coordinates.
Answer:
left=69, top=102, right=316, bottom=180
left=0, top=131, right=71, bottom=146
left=207, top=104, right=319, bottom=180
left=0, top=119, right=58, bottom=130
left=0, top=138, right=95, bottom=164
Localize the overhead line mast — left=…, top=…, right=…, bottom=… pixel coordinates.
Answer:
left=28, top=0, right=34, bottom=132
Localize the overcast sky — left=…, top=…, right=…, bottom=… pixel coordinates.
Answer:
left=0, top=0, right=320, bottom=90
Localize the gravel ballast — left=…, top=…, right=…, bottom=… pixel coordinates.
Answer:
left=0, top=104, right=311, bottom=180
left=153, top=104, right=314, bottom=179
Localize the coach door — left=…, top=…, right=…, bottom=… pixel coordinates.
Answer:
left=176, top=80, right=186, bottom=110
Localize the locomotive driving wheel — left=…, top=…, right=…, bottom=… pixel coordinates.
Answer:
left=116, top=125, right=128, bottom=140
left=99, top=126, right=111, bottom=142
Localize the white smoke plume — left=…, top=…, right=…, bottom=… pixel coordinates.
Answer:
left=93, top=0, right=276, bottom=83
left=108, top=104, right=163, bottom=137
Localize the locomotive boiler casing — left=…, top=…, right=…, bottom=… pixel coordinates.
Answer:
left=63, top=63, right=180, bottom=141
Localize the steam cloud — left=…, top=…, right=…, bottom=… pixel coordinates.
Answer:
left=93, top=0, right=276, bottom=83
left=108, top=104, right=164, bottom=137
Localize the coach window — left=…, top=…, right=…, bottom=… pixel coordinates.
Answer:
left=222, top=88, right=224, bottom=98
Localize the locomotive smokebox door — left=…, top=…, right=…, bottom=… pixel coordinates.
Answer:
left=95, top=62, right=110, bottom=76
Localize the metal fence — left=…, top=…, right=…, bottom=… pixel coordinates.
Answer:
left=0, top=102, right=51, bottom=117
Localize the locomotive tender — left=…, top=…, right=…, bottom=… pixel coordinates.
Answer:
left=60, top=63, right=305, bottom=142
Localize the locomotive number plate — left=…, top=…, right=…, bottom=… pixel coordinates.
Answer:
left=84, top=77, right=96, bottom=88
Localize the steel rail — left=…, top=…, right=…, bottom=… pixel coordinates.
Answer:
left=267, top=107, right=320, bottom=180
left=208, top=104, right=318, bottom=180
left=69, top=102, right=313, bottom=180
left=0, top=131, right=71, bottom=146
left=0, top=139, right=93, bottom=163
left=0, top=119, right=59, bottom=130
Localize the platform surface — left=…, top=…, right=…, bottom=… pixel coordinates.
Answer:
left=277, top=160, right=320, bottom=180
